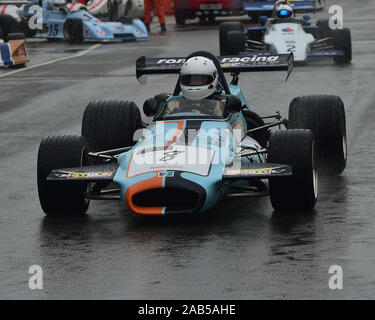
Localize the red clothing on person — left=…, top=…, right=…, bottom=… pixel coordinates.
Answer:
left=144, top=0, right=166, bottom=24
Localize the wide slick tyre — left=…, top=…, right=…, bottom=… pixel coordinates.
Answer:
left=63, top=18, right=83, bottom=43
left=268, top=129, right=318, bottom=211
left=82, top=100, right=141, bottom=151
left=37, top=135, right=90, bottom=217
left=333, top=28, right=352, bottom=64
left=219, top=22, right=244, bottom=56
left=0, top=14, right=20, bottom=41
left=288, top=95, right=347, bottom=175
left=174, top=10, right=186, bottom=25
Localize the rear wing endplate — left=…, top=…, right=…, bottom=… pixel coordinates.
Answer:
left=136, top=53, right=294, bottom=84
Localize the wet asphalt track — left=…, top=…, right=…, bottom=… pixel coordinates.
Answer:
left=0, top=0, right=374, bottom=299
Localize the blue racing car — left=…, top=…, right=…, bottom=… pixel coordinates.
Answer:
left=18, top=0, right=148, bottom=42
left=37, top=51, right=347, bottom=217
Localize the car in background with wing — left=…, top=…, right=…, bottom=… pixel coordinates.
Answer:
left=219, top=9, right=351, bottom=63
left=18, top=0, right=148, bottom=42
left=172, top=0, right=245, bottom=25
left=37, top=50, right=347, bottom=217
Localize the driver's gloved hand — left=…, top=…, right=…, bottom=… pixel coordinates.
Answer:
left=154, top=93, right=171, bottom=106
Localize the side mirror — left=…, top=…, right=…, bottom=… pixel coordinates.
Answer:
left=143, top=98, right=158, bottom=117
left=226, top=95, right=242, bottom=113
left=303, top=15, right=311, bottom=21
left=260, top=16, right=268, bottom=25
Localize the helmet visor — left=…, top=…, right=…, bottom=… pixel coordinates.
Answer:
left=278, top=9, right=292, bottom=17
left=180, top=74, right=215, bottom=86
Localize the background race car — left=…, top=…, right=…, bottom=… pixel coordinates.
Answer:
left=172, top=0, right=245, bottom=25
left=18, top=0, right=148, bottom=42
left=219, top=15, right=352, bottom=63
left=244, top=0, right=325, bottom=21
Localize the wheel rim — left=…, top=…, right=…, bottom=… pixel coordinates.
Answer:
left=312, top=140, right=318, bottom=199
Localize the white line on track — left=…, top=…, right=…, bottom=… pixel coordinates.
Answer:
left=0, top=43, right=102, bottom=79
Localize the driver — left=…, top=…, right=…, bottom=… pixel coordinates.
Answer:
left=275, top=1, right=294, bottom=19
left=180, top=56, right=219, bottom=101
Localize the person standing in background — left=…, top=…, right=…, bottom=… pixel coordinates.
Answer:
left=144, top=0, right=167, bottom=33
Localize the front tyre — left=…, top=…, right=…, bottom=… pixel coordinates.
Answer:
left=268, top=129, right=318, bottom=211
left=175, top=10, right=186, bottom=25
left=219, top=22, right=243, bottom=55
left=288, top=95, right=347, bottom=175
left=37, top=135, right=90, bottom=217
left=63, top=18, right=83, bottom=43
left=82, top=100, right=142, bottom=151
left=333, top=28, right=352, bottom=64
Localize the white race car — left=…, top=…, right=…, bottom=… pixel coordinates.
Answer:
left=219, top=1, right=352, bottom=64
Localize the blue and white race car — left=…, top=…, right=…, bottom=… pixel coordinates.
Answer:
left=18, top=0, right=148, bottom=42
left=220, top=0, right=351, bottom=64
left=37, top=51, right=348, bottom=217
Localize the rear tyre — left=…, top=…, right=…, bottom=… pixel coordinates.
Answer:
left=333, top=28, right=352, bottom=64
left=0, top=14, right=20, bottom=41
left=222, top=31, right=245, bottom=55
left=175, top=10, right=186, bottom=25
left=7, top=33, right=25, bottom=40
left=268, top=129, right=318, bottom=211
left=37, top=135, right=90, bottom=217
left=288, top=95, right=347, bottom=175
left=20, top=19, right=37, bottom=38
left=63, top=18, right=83, bottom=43
left=82, top=100, right=142, bottom=151
left=316, top=19, right=332, bottom=38
left=219, top=22, right=243, bottom=55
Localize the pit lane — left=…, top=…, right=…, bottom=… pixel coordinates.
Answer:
left=0, top=0, right=374, bottom=299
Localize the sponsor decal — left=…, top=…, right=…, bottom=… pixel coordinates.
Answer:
left=54, top=171, right=113, bottom=178
left=96, top=29, right=108, bottom=37
left=156, top=56, right=280, bottom=65
left=134, top=29, right=142, bottom=36
left=84, top=28, right=91, bottom=36
left=282, top=27, right=295, bottom=33
left=17, top=46, right=26, bottom=58
left=220, top=56, right=280, bottom=63
left=157, top=58, right=186, bottom=64
left=127, top=145, right=215, bottom=177
left=226, top=167, right=286, bottom=176
left=158, top=171, right=174, bottom=177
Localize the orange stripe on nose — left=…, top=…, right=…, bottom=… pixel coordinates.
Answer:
left=125, top=173, right=164, bottom=215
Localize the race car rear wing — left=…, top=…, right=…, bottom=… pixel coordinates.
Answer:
left=136, top=53, right=294, bottom=84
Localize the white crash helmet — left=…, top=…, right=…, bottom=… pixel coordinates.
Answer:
left=276, top=3, right=294, bottom=18
left=180, top=56, right=219, bottom=101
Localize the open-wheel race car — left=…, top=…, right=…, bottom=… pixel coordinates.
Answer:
left=220, top=0, right=351, bottom=64
left=16, top=0, right=148, bottom=42
left=37, top=51, right=347, bottom=217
